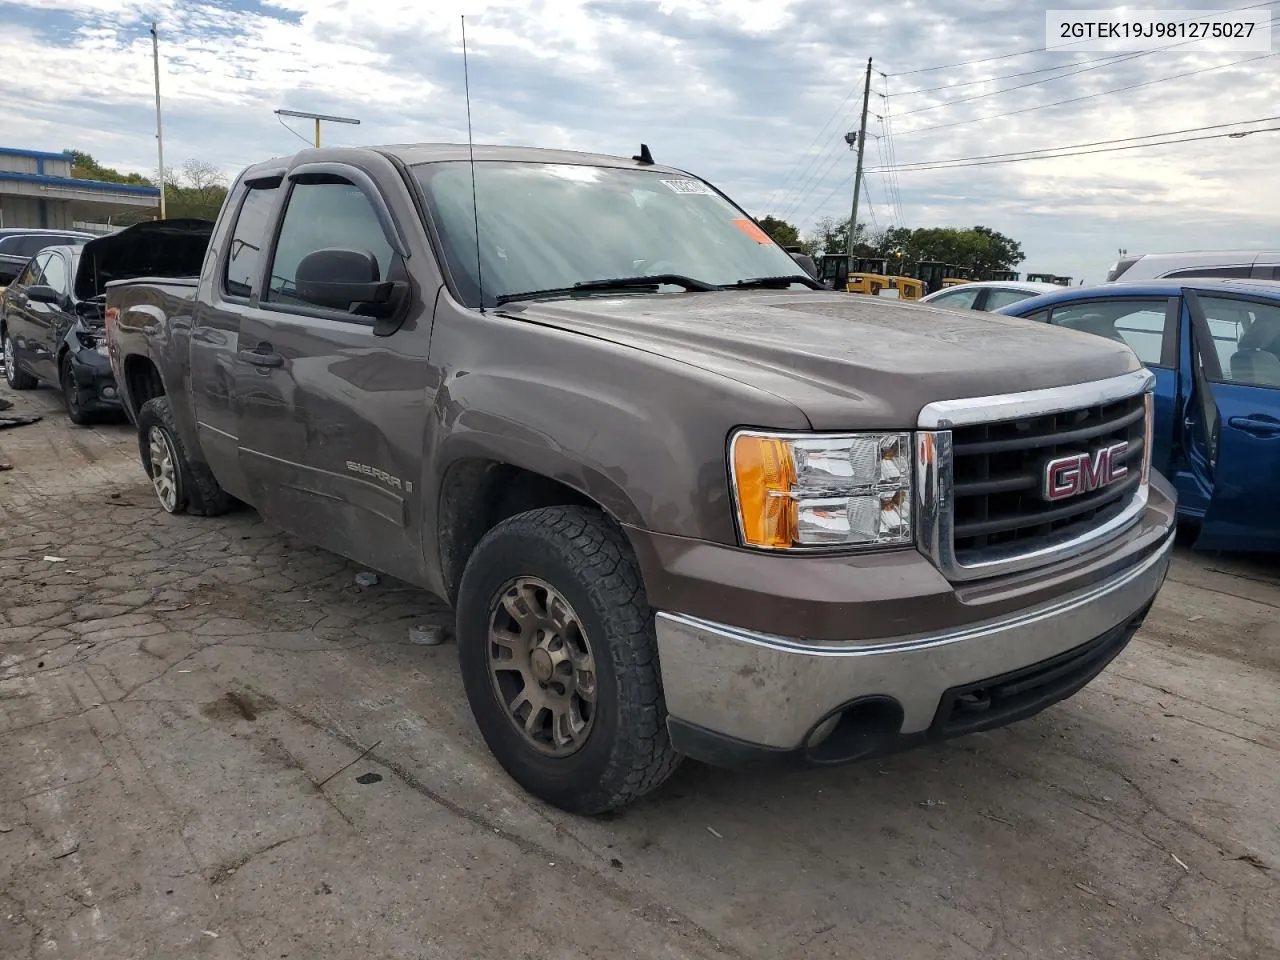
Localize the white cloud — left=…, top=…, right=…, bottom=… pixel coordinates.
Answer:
left=0, top=0, right=1276, bottom=282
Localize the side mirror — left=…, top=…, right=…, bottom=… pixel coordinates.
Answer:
left=295, top=248, right=407, bottom=333
left=26, top=284, right=60, bottom=304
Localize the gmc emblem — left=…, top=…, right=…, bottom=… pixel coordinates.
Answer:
left=1042, top=442, right=1129, bottom=502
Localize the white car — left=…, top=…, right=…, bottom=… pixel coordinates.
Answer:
left=919, top=280, right=1062, bottom=312
left=1106, top=250, right=1280, bottom=282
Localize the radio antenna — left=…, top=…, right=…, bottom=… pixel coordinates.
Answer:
left=461, top=15, right=485, bottom=313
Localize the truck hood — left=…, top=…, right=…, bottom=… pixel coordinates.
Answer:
left=74, top=218, right=214, bottom=301
left=504, top=290, right=1143, bottom=429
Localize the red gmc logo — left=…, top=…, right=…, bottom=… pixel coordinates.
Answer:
left=1042, top=442, right=1129, bottom=502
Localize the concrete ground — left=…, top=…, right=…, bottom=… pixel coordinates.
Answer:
left=1, top=383, right=1277, bottom=960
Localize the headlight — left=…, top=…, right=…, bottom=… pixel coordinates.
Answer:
left=729, top=430, right=913, bottom=550
left=76, top=330, right=107, bottom=354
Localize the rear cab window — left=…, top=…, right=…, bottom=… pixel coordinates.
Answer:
left=223, top=183, right=280, bottom=299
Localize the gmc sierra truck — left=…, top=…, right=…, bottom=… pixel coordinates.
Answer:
left=105, top=143, right=1176, bottom=814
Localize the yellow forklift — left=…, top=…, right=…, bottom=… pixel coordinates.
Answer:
left=847, top=257, right=890, bottom=295
left=817, top=255, right=894, bottom=295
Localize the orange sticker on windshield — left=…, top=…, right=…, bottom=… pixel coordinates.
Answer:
left=732, top=218, right=772, bottom=244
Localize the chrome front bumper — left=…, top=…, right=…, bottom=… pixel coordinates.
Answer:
left=655, top=530, right=1173, bottom=757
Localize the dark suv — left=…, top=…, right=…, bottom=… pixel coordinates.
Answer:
left=0, top=228, right=96, bottom=286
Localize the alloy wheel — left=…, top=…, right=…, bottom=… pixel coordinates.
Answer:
left=147, top=425, right=180, bottom=512
left=487, top=576, right=597, bottom=757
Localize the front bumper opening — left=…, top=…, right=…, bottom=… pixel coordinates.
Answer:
left=929, top=600, right=1152, bottom=739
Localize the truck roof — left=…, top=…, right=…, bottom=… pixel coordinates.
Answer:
left=241, top=143, right=691, bottom=180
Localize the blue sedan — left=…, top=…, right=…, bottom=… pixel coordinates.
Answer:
left=996, top=278, right=1280, bottom=552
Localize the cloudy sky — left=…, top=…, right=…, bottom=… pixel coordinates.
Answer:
left=1, top=0, right=1276, bottom=282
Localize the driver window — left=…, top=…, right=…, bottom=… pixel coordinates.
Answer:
left=41, top=253, right=69, bottom=296
left=929, top=288, right=981, bottom=310
left=267, top=179, right=394, bottom=309
left=16, top=253, right=48, bottom=288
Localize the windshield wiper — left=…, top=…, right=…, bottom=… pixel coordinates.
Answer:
left=731, top=274, right=823, bottom=290
left=495, top=274, right=719, bottom=305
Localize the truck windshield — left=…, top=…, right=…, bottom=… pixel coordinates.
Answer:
left=413, top=161, right=807, bottom=308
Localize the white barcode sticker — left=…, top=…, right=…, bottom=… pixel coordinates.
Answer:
left=661, top=179, right=714, bottom=196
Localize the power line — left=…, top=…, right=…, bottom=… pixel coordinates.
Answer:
left=896, top=51, right=1277, bottom=138
left=891, top=51, right=1136, bottom=97
left=276, top=114, right=314, bottom=146
left=866, top=125, right=1280, bottom=174
left=890, top=43, right=1203, bottom=119
left=778, top=141, right=852, bottom=221
left=884, top=0, right=1273, bottom=76
left=794, top=176, right=853, bottom=231
left=862, top=178, right=881, bottom=231
left=762, top=76, right=875, bottom=213
left=879, top=75, right=906, bottom=224
left=879, top=115, right=1280, bottom=171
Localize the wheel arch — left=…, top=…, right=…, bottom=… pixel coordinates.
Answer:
left=435, top=454, right=628, bottom=607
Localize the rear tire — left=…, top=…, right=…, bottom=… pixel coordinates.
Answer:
left=136, top=396, right=236, bottom=517
left=457, top=505, right=681, bottom=814
left=3, top=334, right=37, bottom=390
left=60, top=355, right=91, bottom=426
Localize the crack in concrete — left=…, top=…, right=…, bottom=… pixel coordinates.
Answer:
left=250, top=687, right=747, bottom=959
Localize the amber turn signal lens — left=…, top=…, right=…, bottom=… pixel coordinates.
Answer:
left=731, top=435, right=797, bottom=548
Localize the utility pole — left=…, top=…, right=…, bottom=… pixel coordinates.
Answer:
left=845, top=56, right=873, bottom=259
left=151, top=22, right=166, bottom=220
left=274, top=109, right=361, bottom=148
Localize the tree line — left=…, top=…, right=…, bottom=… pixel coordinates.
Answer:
left=757, top=213, right=1026, bottom=276
left=68, top=151, right=229, bottom=223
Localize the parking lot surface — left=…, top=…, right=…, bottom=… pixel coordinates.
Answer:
left=2, top=384, right=1278, bottom=960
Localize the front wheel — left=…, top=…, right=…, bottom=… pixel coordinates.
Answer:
left=60, top=355, right=91, bottom=425
left=136, top=396, right=236, bottom=517
left=457, top=506, right=681, bottom=814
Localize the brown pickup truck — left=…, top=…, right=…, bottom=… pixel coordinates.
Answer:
left=105, top=143, right=1176, bottom=814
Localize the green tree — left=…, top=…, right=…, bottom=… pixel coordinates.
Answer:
left=803, top=221, right=1026, bottom=276
left=163, top=159, right=229, bottom=220
left=801, top=216, right=880, bottom=258
left=67, top=150, right=153, bottom=186
left=65, top=152, right=229, bottom=223
left=756, top=215, right=800, bottom=248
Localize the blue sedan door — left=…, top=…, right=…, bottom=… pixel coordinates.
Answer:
left=1183, top=290, right=1280, bottom=552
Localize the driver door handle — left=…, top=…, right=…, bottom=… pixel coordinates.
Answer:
left=240, top=344, right=284, bottom=368
left=1228, top=416, right=1280, bottom=436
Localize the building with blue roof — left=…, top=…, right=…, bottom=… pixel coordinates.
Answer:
left=0, top=146, right=160, bottom=233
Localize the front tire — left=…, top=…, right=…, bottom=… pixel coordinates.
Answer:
left=3, top=334, right=37, bottom=390
left=60, top=355, right=91, bottom=425
left=457, top=506, right=681, bottom=814
left=136, top=396, right=236, bottom=517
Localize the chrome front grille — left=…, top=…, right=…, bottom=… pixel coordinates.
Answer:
left=916, top=370, right=1154, bottom=582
